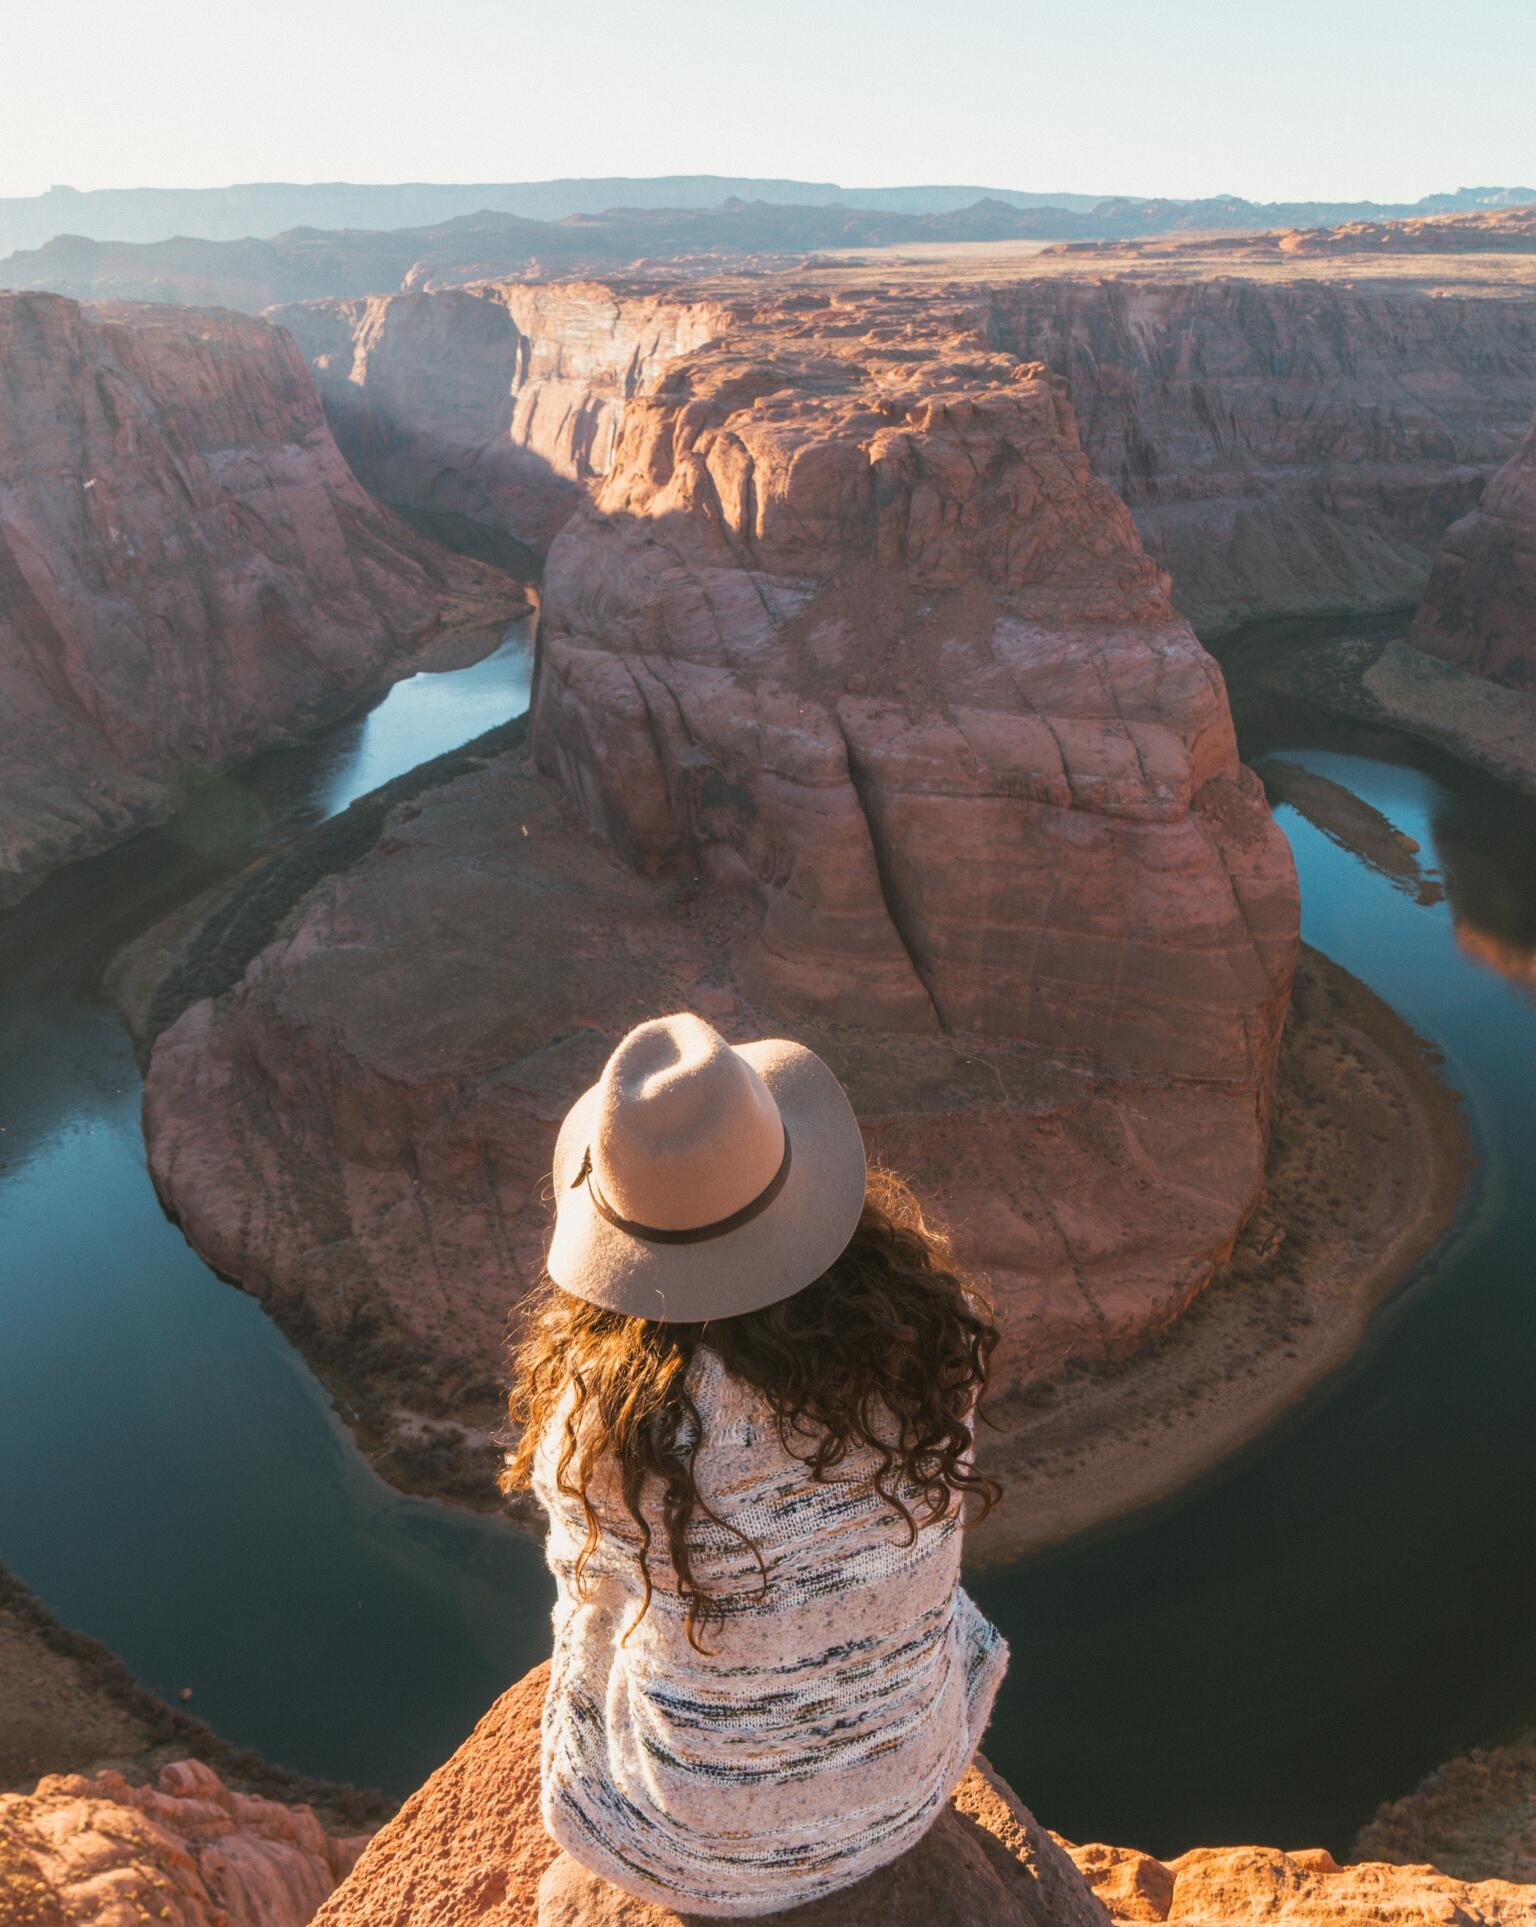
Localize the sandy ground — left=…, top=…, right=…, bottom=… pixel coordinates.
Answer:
left=1267, top=637, right=1536, bottom=798
left=967, top=945, right=1471, bottom=1563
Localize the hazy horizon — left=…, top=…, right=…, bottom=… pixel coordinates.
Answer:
left=6, top=0, right=1532, bottom=207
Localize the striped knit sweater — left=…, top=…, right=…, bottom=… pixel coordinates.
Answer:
left=532, top=1348, right=1008, bottom=1917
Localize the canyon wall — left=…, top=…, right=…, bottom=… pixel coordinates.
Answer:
left=279, top=283, right=733, bottom=548
left=142, top=288, right=1297, bottom=1536
left=987, top=276, right=1536, bottom=634
left=283, top=271, right=1536, bottom=636
left=1410, top=411, right=1536, bottom=687
left=0, top=293, right=522, bottom=905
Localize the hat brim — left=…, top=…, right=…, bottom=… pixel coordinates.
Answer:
left=546, top=1037, right=868, bottom=1324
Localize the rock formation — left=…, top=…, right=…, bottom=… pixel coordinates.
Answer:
left=281, top=283, right=729, bottom=550
left=309, top=1662, right=1536, bottom=1927
left=142, top=290, right=1297, bottom=1531
left=1356, top=1734, right=1536, bottom=1887
left=984, top=276, right=1536, bottom=633
left=1411, top=410, right=1536, bottom=687
left=0, top=292, right=524, bottom=906
left=280, top=269, right=1536, bottom=636
left=0, top=1757, right=368, bottom=1927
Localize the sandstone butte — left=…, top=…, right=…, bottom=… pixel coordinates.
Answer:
left=143, top=286, right=1298, bottom=1538
left=9, top=1665, right=1533, bottom=1926
left=274, top=269, right=1536, bottom=638
left=0, top=290, right=525, bottom=908
left=1411, top=405, right=1536, bottom=688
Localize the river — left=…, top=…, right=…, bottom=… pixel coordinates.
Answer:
left=1, top=621, right=1533, bottom=1854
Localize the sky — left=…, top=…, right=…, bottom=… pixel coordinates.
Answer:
left=3, top=0, right=1533, bottom=205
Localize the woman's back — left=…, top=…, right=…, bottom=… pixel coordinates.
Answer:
left=506, top=1014, right=1008, bottom=1918
left=534, top=1350, right=1007, bottom=1918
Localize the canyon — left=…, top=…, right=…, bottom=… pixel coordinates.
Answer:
left=139, top=282, right=1309, bottom=1536
left=273, top=260, right=1536, bottom=639
left=5, top=175, right=1536, bottom=1927
left=0, top=291, right=525, bottom=906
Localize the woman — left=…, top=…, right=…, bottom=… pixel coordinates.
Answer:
left=504, top=1012, right=1007, bottom=1918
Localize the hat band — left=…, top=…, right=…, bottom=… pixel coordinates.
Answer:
left=582, top=1130, right=793, bottom=1246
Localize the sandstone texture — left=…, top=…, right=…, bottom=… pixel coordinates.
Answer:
left=280, top=283, right=729, bottom=550
left=312, top=1662, right=1110, bottom=1927
left=0, top=292, right=524, bottom=905
left=1411, top=411, right=1536, bottom=687
left=143, top=289, right=1296, bottom=1524
left=0, top=1757, right=368, bottom=1927
left=984, top=276, right=1536, bottom=633
left=1357, top=1735, right=1536, bottom=1887
left=283, top=270, right=1536, bottom=638
left=313, top=1663, right=1536, bottom=1927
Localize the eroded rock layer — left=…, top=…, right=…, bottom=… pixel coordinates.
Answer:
left=281, top=271, right=1536, bottom=636
left=0, top=292, right=522, bottom=904
left=0, top=1758, right=367, bottom=1927
left=143, top=292, right=1296, bottom=1525
left=1411, top=411, right=1536, bottom=687
left=985, top=276, right=1536, bottom=633
left=280, top=283, right=731, bottom=550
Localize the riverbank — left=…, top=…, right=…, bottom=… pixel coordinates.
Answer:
left=0, top=1562, right=389, bottom=1829
left=969, top=944, right=1471, bottom=1563
left=1252, top=634, right=1536, bottom=797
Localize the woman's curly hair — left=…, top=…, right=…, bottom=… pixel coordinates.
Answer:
left=502, top=1166, right=1000, bottom=1649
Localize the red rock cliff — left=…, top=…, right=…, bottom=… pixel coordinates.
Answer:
left=0, top=292, right=522, bottom=904
left=1410, top=410, right=1536, bottom=688
left=280, top=271, right=1536, bottom=637
left=280, top=283, right=731, bottom=550
left=987, top=276, right=1536, bottom=634
left=142, top=290, right=1296, bottom=1537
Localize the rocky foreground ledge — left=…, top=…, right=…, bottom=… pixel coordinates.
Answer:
left=7, top=1665, right=1534, bottom=1925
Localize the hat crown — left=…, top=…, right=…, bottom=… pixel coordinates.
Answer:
left=592, top=1014, right=785, bottom=1233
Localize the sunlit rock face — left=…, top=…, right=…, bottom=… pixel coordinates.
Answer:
left=279, top=282, right=731, bottom=550
left=0, top=1758, right=367, bottom=1927
left=1410, top=412, right=1536, bottom=689
left=143, top=286, right=1296, bottom=1527
left=985, top=277, right=1536, bottom=634
left=533, top=296, right=1295, bottom=1079
left=0, top=292, right=519, bottom=905
left=282, top=271, right=1536, bottom=640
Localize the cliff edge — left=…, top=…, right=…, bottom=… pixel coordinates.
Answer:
left=309, top=1664, right=1536, bottom=1927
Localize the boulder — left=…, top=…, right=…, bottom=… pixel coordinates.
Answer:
left=0, top=1755, right=367, bottom=1927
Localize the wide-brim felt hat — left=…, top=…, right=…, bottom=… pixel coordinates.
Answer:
left=547, top=1012, right=868, bottom=1324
